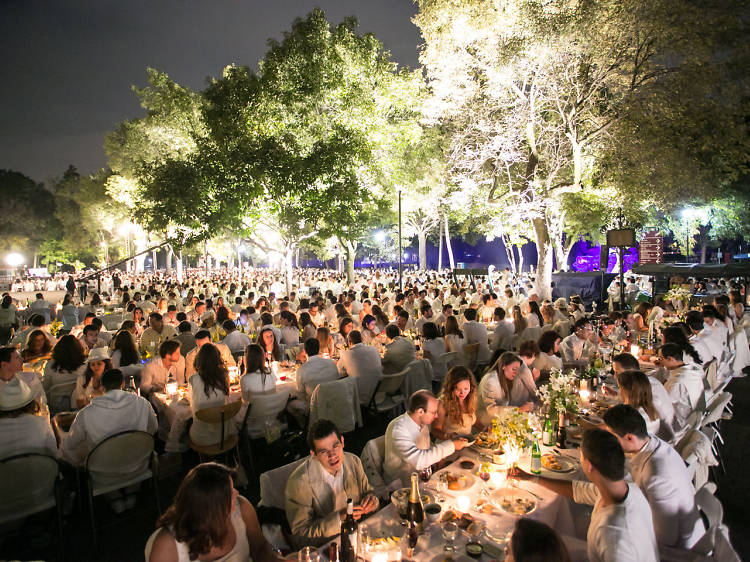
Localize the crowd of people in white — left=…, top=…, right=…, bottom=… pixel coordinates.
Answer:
left=0, top=265, right=747, bottom=561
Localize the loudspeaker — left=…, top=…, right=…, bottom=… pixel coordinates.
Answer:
left=600, top=246, right=609, bottom=270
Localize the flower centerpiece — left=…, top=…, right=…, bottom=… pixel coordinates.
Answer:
left=492, top=408, right=534, bottom=468
left=48, top=320, right=63, bottom=337
left=664, top=286, right=692, bottom=314
left=536, top=369, right=579, bottom=421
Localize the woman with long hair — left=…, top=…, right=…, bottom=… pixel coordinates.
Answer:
left=298, top=312, right=317, bottom=342
left=315, top=326, right=335, bottom=357
left=512, top=305, right=528, bottom=335
left=534, top=330, right=563, bottom=372
left=189, top=344, right=235, bottom=447
left=444, top=315, right=466, bottom=356
left=334, top=317, right=354, bottom=354
left=257, top=327, right=282, bottom=362
left=371, top=304, right=389, bottom=332
left=240, top=344, right=275, bottom=395
left=662, top=325, right=703, bottom=365
left=360, top=314, right=380, bottom=345
left=432, top=366, right=480, bottom=440
left=279, top=310, right=300, bottom=347
left=43, top=334, right=86, bottom=392
left=422, top=321, right=448, bottom=383
left=505, top=518, right=571, bottom=562
left=616, top=370, right=665, bottom=439
left=73, top=347, right=112, bottom=408
left=146, top=462, right=280, bottom=562
left=21, top=329, right=53, bottom=362
left=111, top=329, right=141, bottom=369
left=477, top=352, right=536, bottom=424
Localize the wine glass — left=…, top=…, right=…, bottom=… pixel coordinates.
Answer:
left=435, top=478, right=447, bottom=502
left=442, top=521, right=459, bottom=552
left=418, top=466, right=432, bottom=482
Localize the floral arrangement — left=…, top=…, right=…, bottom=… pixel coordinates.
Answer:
left=536, top=369, right=579, bottom=418
left=665, top=286, right=692, bottom=304
left=48, top=320, right=63, bottom=337
left=492, top=408, right=533, bottom=451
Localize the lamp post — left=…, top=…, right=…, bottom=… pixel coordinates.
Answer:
left=681, top=208, right=695, bottom=262
left=398, top=189, right=403, bottom=291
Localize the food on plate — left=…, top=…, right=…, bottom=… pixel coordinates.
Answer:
left=457, top=513, right=476, bottom=529
left=475, top=498, right=496, bottom=515
left=441, top=471, right=468, bottom=490
left=466, top=521, right=486, bottom=537
left=441, top=509, right=459, bottom=522
left=541, top=454, right=563, bottom=471
left=474, top=431, right=501, bottom=450
left=499, top=496, right=536, bottom=515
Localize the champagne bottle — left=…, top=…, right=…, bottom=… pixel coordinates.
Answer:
left=406, top=472, right=425, bottom=534
left=556, top=411, right=567, bottom=448
left=340, top=499, right=358, bottom=562
left=542, top=417, right=553, bottom=446
left=531, top=438, right=542, bottom=474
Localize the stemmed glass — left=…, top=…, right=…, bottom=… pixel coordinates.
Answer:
left=442, top=521, right=459, bottom=552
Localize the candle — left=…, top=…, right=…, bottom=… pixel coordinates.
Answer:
left=490, top=470, right=506, bottom=488
left=579, top=389, right=591, bottom=403
left=371, top=554, right=388, bottom=562
left=166, top=382, right=178, bottom=396
left=630, top=344, right=640, bottom=357
left=457, top=495, right=470, bottom=513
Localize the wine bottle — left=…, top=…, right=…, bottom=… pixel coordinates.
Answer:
left=340, top=498, right=358, bottom=562
left=406, top=472, right=425, bottom=534
left=556, top=412, right=567, bottom=448
left=542, top=417, right=553, bottom=446
left=531, top=438, right=542, bottom=474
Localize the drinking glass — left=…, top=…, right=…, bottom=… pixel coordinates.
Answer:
left=435, top=478, right=447, bottom=502
left=418, top=466, right=432, bottom=482
left=297, top=546, right=320, bottom=562
left=442, top=521, right=459, bottom=552
left=359, top=524, right=370, bottom=556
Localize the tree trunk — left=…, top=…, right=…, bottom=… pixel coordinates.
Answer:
left=204, top=240, right=209, bottom=275
left=165, top=245, right=173, bottom=274
left=515, top=244, right=524, bottom=275
left=501, top=233, right=516, bottom=273
left=700, top=243, right=707, bottom=264
left=152, top=248, right=158, bottom=272
left=176, top=250, right=183, bottom=282
left=344, top=240, right=357, bottom=285
left=417, top=231, right=428, bottom=271
left=531, top=216, right=553, bottom=300
left=444, top=214, right=455, bottom=269
left=284, top=245, right=294, bottom=296
left=438, top=223, right=443, bottom=271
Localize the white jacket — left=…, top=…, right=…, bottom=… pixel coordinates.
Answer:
left=337, top=343, right=382, bottom=406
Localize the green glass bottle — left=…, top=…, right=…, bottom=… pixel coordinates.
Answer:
left=531, top=439, right=542, bottom=474
left=542, top=417, right=554, bottom=446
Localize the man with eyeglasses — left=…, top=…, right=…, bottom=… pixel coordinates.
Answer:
left=384, top=390, right=468, bottom=488
left=285, top=419, right=378, bottom=548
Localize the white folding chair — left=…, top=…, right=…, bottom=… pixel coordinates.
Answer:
left=361, top=435, right=401, bottom=501
left=190, top=401, right=243, bottom=460
left=46, top=380, right=78, bottom=415
left=85, top=430, right=160, bottom=551
left=368, top=368, right=408, bottom=415
left=309, top=376, right=362, bottom=434
left=0, top=452, right=63, bottom=560
left=258, top=457, right=307, bottom=509
left=241, top=388, right=291, bottom=439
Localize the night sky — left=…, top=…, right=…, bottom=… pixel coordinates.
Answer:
left=0, top=1, right=421, bottom=183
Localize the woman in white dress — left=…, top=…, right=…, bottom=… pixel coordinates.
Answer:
left=422, top=321, right=448, bottom=383
left=146, top=463, right=280, bottom=562
left=72, top=347, right=111, bottom=409
left=43, top=335, right=87, bottom=411
left=477, top=352, right=536, bottom=425
left=240, top=344, right=276, bottom=395
left=534, top=330, right=563, bottom=372
left=616, top=370, right=664, bottom=438
left=278, top=310, right=300, bottom=348
left=189, top=345, right=237, bottom=447
left=432, top=366, right=481, bottom=439
left=444, top=316, right=466, bottom=356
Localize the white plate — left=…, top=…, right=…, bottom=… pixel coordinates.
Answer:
left=540, top=454, right=577, bottom=473
left=436, top=469, right=476, bottom=491
left=494, top=488, right=537, bottom=516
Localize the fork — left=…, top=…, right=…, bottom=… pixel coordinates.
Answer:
left=512, top=482, right=544, bottom=502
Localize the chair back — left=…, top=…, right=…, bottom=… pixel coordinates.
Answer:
left=310, top=377, right=362, bottom=433
left=438, top=351, right=459, bottom=370
left=361, top=436, right=393, bottom=500
left=259, top=457, right=307, bottom=509
left=702, top=392, right=732, bottom=427
left=463, top=343, right=480, bottom=371
left=47, top=380, right=78, bottom=414
left=401, top=360, right=432, bottom=397
left=242, top=388, right=291, bottom=439
left=194, top=401, right=243, bottom=450
left=0, top=452, right=59, bottom=524
left=86, top=430, right=155, bottom=490
left=378, top=368, right=409, bottom=396
left=704, top=359, right=719, bottom=392
left=519, top=326, right=542, bottom=346
left=695, top=483, right=724, bottom=530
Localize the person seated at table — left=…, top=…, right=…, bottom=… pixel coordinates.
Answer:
left=505, top=518, right=571, bottom=562
left=337, top=329, right=382, bottom=406
left=21, top=328, right=54, bottom=363
left=415, top=303, right=435, bottom=336
left=140, top=340, right=185, bottom=395
left=612, top=353, right=674, bottom=432
left=490, top=307, right=514, bottom=354
left=278, top=310, right=300, bottom=349
left=614, top=370, right=664, bottom=438
left=189, top=344, right=238, bottom=448
left=146, top=462, right=282, bottom=562
left=461, top=308, right=492, bottom=365
left=685, top=311, right=720, bottom=364
left=658, top=343, right=704, bottom=435
left=298, top=312, right=317, bottom=342
left=560, top=318, right=597, bottom=363
left=432, top=366, right=481, bottom=440
left=11, top=313, right=56, bottom=348
left=80, top=324, right=107, bottom=353
left=186, top=330, right=236, bottom=379
left=602, top=405, right=703, bottom=549
left=0, top=346, right=47, bottom=408
left=174, top=321, right=197, bottom=356
left=515, top=428, right=658, bottom=562
left=140, top=312, right=178, bottom=355
left=285, top=419, right=379, bottom=548
left=518, top=340, right=541, bottom=383
left=258, top=326, right=283, bottom=364
left=0, top=377, right=56, bottom=458
left=258, top=312, right=282, bottom=345
left=381, top=324, right=416, bottom=375
left=359, top=314, right=380, bottom=345
left=60, top=368, right=157, bottom=511
left=240, top=344, right=276, bottom=395
left=534, top=330, right=563, bottom=373
left=477, top=352, right=535, bottom=425
left=222, top=319, right=251, bottom=355
left=421, top=321, right=447, bottom=383
left=43, top=334, right=87, bottom=401
left=384, top=390, right=468, bottom=487
left=73, top=347, right=111, bottom=409
left=333, top=317, right=354, bottom=355
left=292, top=338, right=339, bottom=406
left=661, top=325, right=704, bottom=367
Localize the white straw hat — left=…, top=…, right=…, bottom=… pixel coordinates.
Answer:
left=0, top=377, right=34, bottom=411
left=86, top=347, right=110, bottom=363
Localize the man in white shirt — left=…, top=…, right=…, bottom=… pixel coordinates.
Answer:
left=560, top=318, right=597, bottom=363
left=686, top=311, right=720, bottom=364
left=383, top=390, right=468, bottom=487
left=80, top=324, right=107, bottom=353
left=139, top=340, right=185, bottom=395
left=0, top=346, right=47, bottom=409
left=381, top=324, right=416, bottom=375
left=139, top=312, right=178, bottom=354
left=433, top=303, right=453, bottom=330
left=285, top=419, right=378, bottom=548
left=185, top=330, right=236, bottom=378
left=337, top=330, right=382, bottom=406
left=491, top=307, right=515, bottom=352
left=222, top=320, right=252, bottom=354
left=414, top=303, right=434, bottom=336
left=294, top=338, right=339, bottom=403
left=60, top=368, right=157, bottom=466
left=516, top=428, right=658, bottom=562
left=603, top=405, right=703, bottom=548
left=659, top=343, right=705, bottom=432
left=29, top=293, right=53, bottom=322
left=461, top=308, right=491, bottom=364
